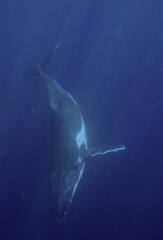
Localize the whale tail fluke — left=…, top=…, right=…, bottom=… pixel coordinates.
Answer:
left=86, top=145, right=125, bottom=158
left=25, top=40, right=62, bottom=81
left=38, top=40, right=62, bottom=77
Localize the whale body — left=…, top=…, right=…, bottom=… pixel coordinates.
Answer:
left=38, top=49, right=125, bottom=224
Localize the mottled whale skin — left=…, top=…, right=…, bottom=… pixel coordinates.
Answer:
left=38, top=49, right=125, bottom=224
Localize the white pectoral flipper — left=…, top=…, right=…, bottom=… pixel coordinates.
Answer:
left=86, top=145, right=125, bottom=157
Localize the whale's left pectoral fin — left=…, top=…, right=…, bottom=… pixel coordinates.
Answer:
left=86, top=145, right=125, bottom=158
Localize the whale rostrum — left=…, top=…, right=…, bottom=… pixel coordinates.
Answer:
left=37, top=46, right=125, bottom=224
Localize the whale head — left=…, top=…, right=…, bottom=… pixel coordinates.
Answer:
left=50, top=161, right=85, bottom=224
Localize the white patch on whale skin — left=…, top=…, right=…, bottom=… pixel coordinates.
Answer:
left=67, top=92, right=88, bottom=150
left=71, top=164, right=85, bottom=199
left=78, top=157, right=81, bottom=163
left=67, top=93, right=78, bottom=106
left=76, top=120, right=87, bottom=149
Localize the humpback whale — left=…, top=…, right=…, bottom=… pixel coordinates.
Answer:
left=37, top=45, right=125, bottom=224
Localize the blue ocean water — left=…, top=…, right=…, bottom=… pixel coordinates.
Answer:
left=0, top=0, right=163, bottom=239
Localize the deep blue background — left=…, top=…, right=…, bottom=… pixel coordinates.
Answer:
left=0, top=0, right=163, bottom=239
